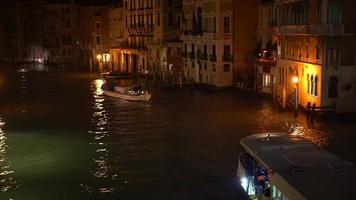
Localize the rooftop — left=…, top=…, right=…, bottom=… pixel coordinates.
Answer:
left=241, top=133, right=356, bottom=200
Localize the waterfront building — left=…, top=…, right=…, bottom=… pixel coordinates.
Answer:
left=80, top=5, right=110, bottom=71
left=255, top=0, right=278, bottom=96
left=182, top=0, right=233, bottom=87
left=111, top=0, right=182, bottom=76
left=147, top=0, right=182, bottom=82
left=109, top=2, right=126, bottom=72
left=233, top=0, right=259, bottom=89
left=0, top=1, right=46, bottom=63
left=110, top=0, right=153, bottom=74
left=274, top=0, right=356, bottom=113
left=43, top=2, right=81, bottom=65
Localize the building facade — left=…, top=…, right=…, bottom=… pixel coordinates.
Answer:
left=182, top=0, right=234, bottom=87
left=147, top=0, right=182, bottom=82
left=274, top=0, right=356, bottom=113
left=255, top=0, right=278, bottom=95
left=0, top=1, right=46, bottom=63
left=80, top=5, right=110, bottom=71
left=233, top=0, right=259, bottom=89
left=43, top=3, right=81, bottom=65
left=109, top=3, right=126, bottom=72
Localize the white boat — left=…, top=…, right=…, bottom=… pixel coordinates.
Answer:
left=103, top=85, right=151, bottom=101
left=237, top=133, right=356, bottom=200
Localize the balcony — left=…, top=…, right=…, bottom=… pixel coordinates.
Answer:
left=222, top=55, right=233, bottom=62
left=255, top=58, right=277, bottom=66
left=276, top=24, right=345, bottom=36
left=209, top=55, right=216, bottom=62
left=202, top=32, right=217, bottom=40
left=200, top=54, right=208, bottom=61
left=189, top=52, right=195, bottom=59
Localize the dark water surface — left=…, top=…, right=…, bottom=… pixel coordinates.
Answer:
left=0, top=66, right=356, bottom=200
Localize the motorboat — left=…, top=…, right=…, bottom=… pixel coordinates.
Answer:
left=100, top=71, right=133, bottom=79
left=102, top=84, right=151, bottom=101
left=237, top=133, right=356, bottom=200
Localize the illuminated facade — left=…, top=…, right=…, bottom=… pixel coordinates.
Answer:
left=109, top=3, right=126, bottom=72
left=274, top=0, right=356, bottom=113
left=110, top=0, right=182, bottom=76
left=182, top=0, right=234, bottom=87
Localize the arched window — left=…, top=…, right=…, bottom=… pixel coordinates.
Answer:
left=310, top=75, right=314, bottom=95
left=328, top=76, right=338, bottom=98
left=197, top=7, right=203, bottom=33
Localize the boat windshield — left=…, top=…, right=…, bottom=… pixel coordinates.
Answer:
left=238, top=152, right=270, bottom=198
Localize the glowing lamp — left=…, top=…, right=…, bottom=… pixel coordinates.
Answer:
left=96, top=54, right=102, bottom=61
left=292, top=76, right=299, bottom=84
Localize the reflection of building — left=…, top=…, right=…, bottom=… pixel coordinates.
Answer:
left=255, top=0, right=277, bottom=95
left=275, top=0, right=356, bottom=113
left=182, top=0, right=234, bottom=87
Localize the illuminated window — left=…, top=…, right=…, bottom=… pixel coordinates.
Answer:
left=263, top=74, right=272, bottom=87
left=307, top=74, right=318, bottom=96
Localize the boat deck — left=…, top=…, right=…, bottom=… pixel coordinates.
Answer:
left=241, top=133, right=356, bottom=200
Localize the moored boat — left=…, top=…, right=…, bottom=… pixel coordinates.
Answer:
left=237, top=133, right=356, bottom=200
left=102, top=85, right=151, bottom=101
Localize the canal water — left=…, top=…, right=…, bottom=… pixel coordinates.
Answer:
left=0, top=66, right=356, bottom=200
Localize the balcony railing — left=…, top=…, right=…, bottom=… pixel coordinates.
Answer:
left=222, top=55, right=233, bottom=62
left=200, top=54, right=208, bottom=61
left=255, top=58, right=277, bottom=66
left=209, top=55, right=216, bottom=62
left=277, top=24, right=344, bottom=36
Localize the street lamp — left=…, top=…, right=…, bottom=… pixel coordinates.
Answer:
left=292, top=75, right=299, bottom=117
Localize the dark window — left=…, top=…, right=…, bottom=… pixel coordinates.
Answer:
left=96, top=22, right=101, bottom=30
left=316, top=45, right=320, bottom=60
left=223, top=17, right=230, bottom=33
left=224, top=64, right=230, bottom=72
left=328, top=76, right=338, bottom=98
left=96, top=35, right=101, bottom=45
left=224, top=45, right=230, bottom=55
left=168, top=12, right=173, bottom=26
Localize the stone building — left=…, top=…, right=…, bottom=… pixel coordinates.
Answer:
left=147, top=0, right=182, bottom=82
left=80, top=5, right=110, bottom=71
left=109, top=2, right=126, bottom=72
left=182, top=0, right=234, bottom=87
left=274, top=0, right=356, bottom=113
left=255, top=0, right=278, bottom=95
left=43, top=2, right=81, bottom=65
left=0, top=1, right=46, bottom=63
left=233, top=0, right=259, bottom=89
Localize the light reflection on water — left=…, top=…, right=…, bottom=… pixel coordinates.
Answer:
left=0, top=118, right=18, bottom=193
left=81, top=79, right=117, bottom=194
left=254, top=102, right=331, bottom=147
